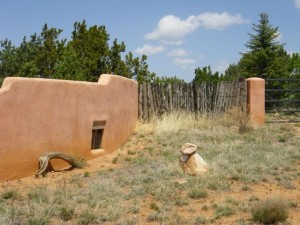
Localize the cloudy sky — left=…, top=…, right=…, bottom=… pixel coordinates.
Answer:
left=1, top=0, right=300, bottom=81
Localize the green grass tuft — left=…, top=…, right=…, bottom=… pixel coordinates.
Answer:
left=188, top=189, right=208, bottom=199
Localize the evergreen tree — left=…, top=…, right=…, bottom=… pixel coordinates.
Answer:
left=53, top=45, right=85, bottom=80
left=287, top=53, right=300, bottom=101
left=0, top=20, right=157, bottom=84
left=0, top=39, right=18, bottom=81
left=35, top=24, right=66, bottom=78
left=16, top=34, right=41, bottom=77
left=224, top=63, right=241, bottom=80
left=288, top=53, right=300, bottom=79
left=154, top=75, right=185, bottom=84
left=135, top=55, right=156, bottom=83
left=245, top=13, right=282, bottom=52
left=193, top=66, right=222, bottom=83
left=70, top=20, right=110, bottom=81
left=124, top=52, right=156, bottom=83
left=1, top=25, right=65, bottom=80
left=108, top=39, right=126, bottom=75
left=239, top=13, right=289, bottom=79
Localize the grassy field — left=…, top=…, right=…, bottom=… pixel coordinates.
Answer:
left=1, top=111, right=300, bottom=224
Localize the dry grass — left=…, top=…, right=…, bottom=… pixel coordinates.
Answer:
left=218, top=107, right=254, bottom=134
left=152, top=111, right=210, bottom=136
left=0, top=111, right=299, bottom=224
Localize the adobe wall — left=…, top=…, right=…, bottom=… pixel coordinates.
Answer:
left=0, top=75, right=138, bottom=181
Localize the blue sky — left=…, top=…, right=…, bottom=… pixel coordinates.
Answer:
left=1, top=0, right=300, bottom=82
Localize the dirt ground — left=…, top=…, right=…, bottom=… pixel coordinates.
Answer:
left=1, top=125, right=300, bottom=225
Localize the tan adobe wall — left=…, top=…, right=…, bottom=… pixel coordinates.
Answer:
left=0, top=74, right=138, bottom=181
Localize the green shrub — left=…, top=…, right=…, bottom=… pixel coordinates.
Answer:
left=241, top=185, right=250, bottom=191
left=174, top=198, right=189, bottom=207
left=195, top=216, right=207, bottom=224
left=215, top=205, right=235, bottom=218
left=77, top=210, right=97, bottom=225
left=1, top=189, right=18, bottom=200
left=278, top=135, right=286, bottom=143
left=58, top=206, right=75, bottom=221
left=28, top=217, right=49, bottom=225
left=27, top=188, right=48, bottom=203
left=127, top=150, right=136, bottom=155
left=73, top=156, right=86, bottom=169
left=147, top=212, right=163, bottom=222
left=188, top=189, right=208, bottom=199
left=83, top=171, right=90, bottom=177
left=129, top=205, right=139, bottom=214
left=150, top=202, right=159, bottom=211
left=251, top=197, right=288, bottom=224
left=112, top=157, right=118, bottom=164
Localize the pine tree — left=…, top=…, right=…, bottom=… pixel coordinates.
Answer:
left=0, top=39, right=18, bottom=81
left=70, top=20, right=110, bottom=81
left=35, top=24, right=65, bottom=78
left=54, top=45, right=85, bottom=80
left=239, top=13, right=289, bottom=79
left=0, top=20, right=157, bottom=84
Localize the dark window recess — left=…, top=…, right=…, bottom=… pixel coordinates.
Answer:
left=91, top=121, right=106, bottom=149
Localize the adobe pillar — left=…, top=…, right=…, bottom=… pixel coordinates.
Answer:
left=246, top=78, right=265, bottom=125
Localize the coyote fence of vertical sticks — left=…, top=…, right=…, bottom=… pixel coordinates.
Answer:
left=138, top=81, right=247, bottom=120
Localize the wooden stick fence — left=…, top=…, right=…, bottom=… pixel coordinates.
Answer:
left=138, top=81, right=247, bottom=120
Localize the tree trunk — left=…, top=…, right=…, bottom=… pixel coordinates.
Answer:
left=35, top=152, right=81, bottom=177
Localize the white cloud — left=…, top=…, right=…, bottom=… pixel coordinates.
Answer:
left=134, top=44, right=165, bottom=55
left=173, top=57, right=197, bottom=69
left=167, top=48, right=188, bottom=57
left=145, top=15, right=198, bottom=44
left=195, top=12, right=248, bottom=30
left=294, top=0, right=300, bottom=8
left=145, top=12, right=248, bottom=44
left=161, top=40, right=183, bottom=45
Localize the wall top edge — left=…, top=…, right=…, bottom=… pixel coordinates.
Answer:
left=246, top=77, right=265, bottom=81
left=1, top=74, right=136, bottom=90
